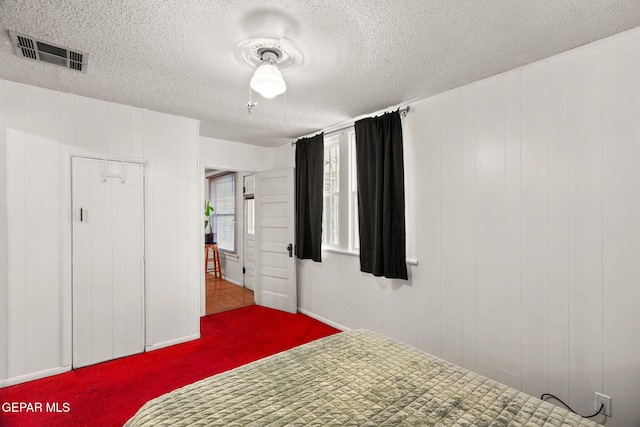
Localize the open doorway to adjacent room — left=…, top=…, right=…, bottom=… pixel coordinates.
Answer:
left=203, top=168, right=254, bottom=314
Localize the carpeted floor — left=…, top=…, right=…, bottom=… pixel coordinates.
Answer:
left=0, top=306, right=340, bottom=427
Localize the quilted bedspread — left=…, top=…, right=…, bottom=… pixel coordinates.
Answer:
left=126, top=330, right=601, bottom=426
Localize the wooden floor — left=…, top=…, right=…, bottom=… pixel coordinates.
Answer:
left=206, top=273, right=254, bottom=315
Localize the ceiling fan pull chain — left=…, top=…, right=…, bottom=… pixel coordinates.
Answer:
left=247, top=85, right=257, bottom=115
left=283, top=90, right=287, bottom=122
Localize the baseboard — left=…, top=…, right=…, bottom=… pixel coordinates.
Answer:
left=223, top=277, right=242, bottom=287
left=0, top=365, right=71, bottom=388
left=204, top=273, right=242, bottom=287
left=298, top=308, right=350, bottom=332
left=145, top=333, right=200, bottom=352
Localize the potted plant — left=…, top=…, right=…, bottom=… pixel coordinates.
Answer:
left=204, top=201, right=215, bottom=244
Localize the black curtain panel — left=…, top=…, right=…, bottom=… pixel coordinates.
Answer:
left=295, top=133, right=324, bottom=262
left=354, top=111, right=408, bottom=280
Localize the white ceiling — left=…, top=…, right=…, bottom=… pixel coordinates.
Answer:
left=2, top=1, right=640, bottom=147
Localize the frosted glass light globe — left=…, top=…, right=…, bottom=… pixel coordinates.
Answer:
left=250, top=62, right=286, bottom=99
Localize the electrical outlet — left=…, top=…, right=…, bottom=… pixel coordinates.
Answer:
left=594, top=392, right=611, bottom=417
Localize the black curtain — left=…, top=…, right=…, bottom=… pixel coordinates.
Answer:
left=354, top=111, right=408, bottom=280
left=295, top=133, right=324, bottom=262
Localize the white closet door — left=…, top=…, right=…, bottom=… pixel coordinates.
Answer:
left=72, top=157, right=144, bottom=368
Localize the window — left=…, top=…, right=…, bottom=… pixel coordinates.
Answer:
left=246, top=198, right=255, bottom=235
left=349, top=132, right=359, bottom=251
left=323, top=137, right=339, bottom=246
left=209, top=173, right=236, bottom=252
left=322, top=130, right=359, bottom=252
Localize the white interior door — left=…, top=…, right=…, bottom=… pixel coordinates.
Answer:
left=243, top=175, right=256, bottom=291
left=72, top=157, right=145, bottom=368
left=254, top=168, right=296, bottom=313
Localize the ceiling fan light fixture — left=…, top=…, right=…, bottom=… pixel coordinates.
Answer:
left=250, top=50, right=286, bottom=99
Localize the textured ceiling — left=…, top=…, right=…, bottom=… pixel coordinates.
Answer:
left=1, top=1, right=640, bottom=147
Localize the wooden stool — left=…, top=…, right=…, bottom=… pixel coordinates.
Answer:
left=205, top=243, right=221, bottom=278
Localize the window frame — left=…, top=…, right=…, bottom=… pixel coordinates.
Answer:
left=322, top=129, right=359, bottom=254
left=208, top=172, right=237, bottom=253
left=322, top=135, right=340, bottom=248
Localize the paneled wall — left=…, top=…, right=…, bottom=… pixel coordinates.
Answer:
left=0, top=82, right=8, bottom=381
left=0, top=80, right=200, bottom=386
left=295, top=27, right=640, bottom=426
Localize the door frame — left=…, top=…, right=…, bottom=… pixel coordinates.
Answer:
left=243, top=175, right=256, bottom=291
left=199, top=164, right=254, bottom=316
left=70, top=156, right=146, bottom=367
left=61, top=149, right=149, bottom=369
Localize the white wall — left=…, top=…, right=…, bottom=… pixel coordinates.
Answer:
left=200, top=136, right=273, bottom=172
left=292, top=27, right=640, bottom=426
left=272, top=143, right=294, bottom=169
left=0, top=80, right=201, bottom=386
left=0, top=82, right=8, bottom=381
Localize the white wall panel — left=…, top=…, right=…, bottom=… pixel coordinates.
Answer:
left=566, top=43, right=604, bottom=415
left=473, top=76, right=506, bottom=384
left=503, top=69, right=522, bottom=390
left=75, top=96, right=108, bottom=153
left=58, top=93, right=75, bottom=148
left=439, top=90, right=464, bottom=367
left=59, top=92, right=75, bottom=370
left=6, top=82, right=27, bottom=378
left=460, top=84, right=477, bottom=372
left=414, top=95, right=441, bottom=356
left=601, top=29, right=640, bottom=427
left=176, top=119, right=190, bottom=338
left=131, top=108, right=144, bottom=157
left=546, top=53, right=570, bottom=403
left=108, top=103, right=134, bottom=155
left=0, top=81, right=7, bottom=381
left=311, top=251, right=346, bottom=327
left=382, top=281, right=420, bottom=348
left=149, top=114, right=180, bottom=344
left=520, top=60, right=550, bottom=398
left=59, top=92, right=75, bottom=369
left=142, top=111, right=156, bottom=345
left=343, top=269, right=381, bottom=332
left=185, top=119, right=200, bottom=336
left=23, top=86, right=61, bottom=374
left=294, top=26, right=640, bottom=426
left=142, top=113, right=200, bottom=348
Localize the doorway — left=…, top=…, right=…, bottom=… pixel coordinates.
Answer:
left=201, top=167, right=297, bottom=315
left=203, top=169, right=254, bottom=314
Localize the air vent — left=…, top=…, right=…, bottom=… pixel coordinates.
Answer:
left=9, top=31, right=88, bottom=73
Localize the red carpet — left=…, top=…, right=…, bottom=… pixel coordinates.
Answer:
left=0, top=306, right=340, bottom=427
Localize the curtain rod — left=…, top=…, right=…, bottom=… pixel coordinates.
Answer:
left=291, top=106, right=410, bottom=146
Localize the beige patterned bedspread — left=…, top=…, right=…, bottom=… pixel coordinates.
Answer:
left=126, top=330, right=601, bottom=426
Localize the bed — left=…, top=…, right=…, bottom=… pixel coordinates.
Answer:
left=126, top=330, right=601, bottom=426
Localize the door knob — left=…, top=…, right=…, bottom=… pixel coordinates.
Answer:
left=287, top=243, right=293, bottom=257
